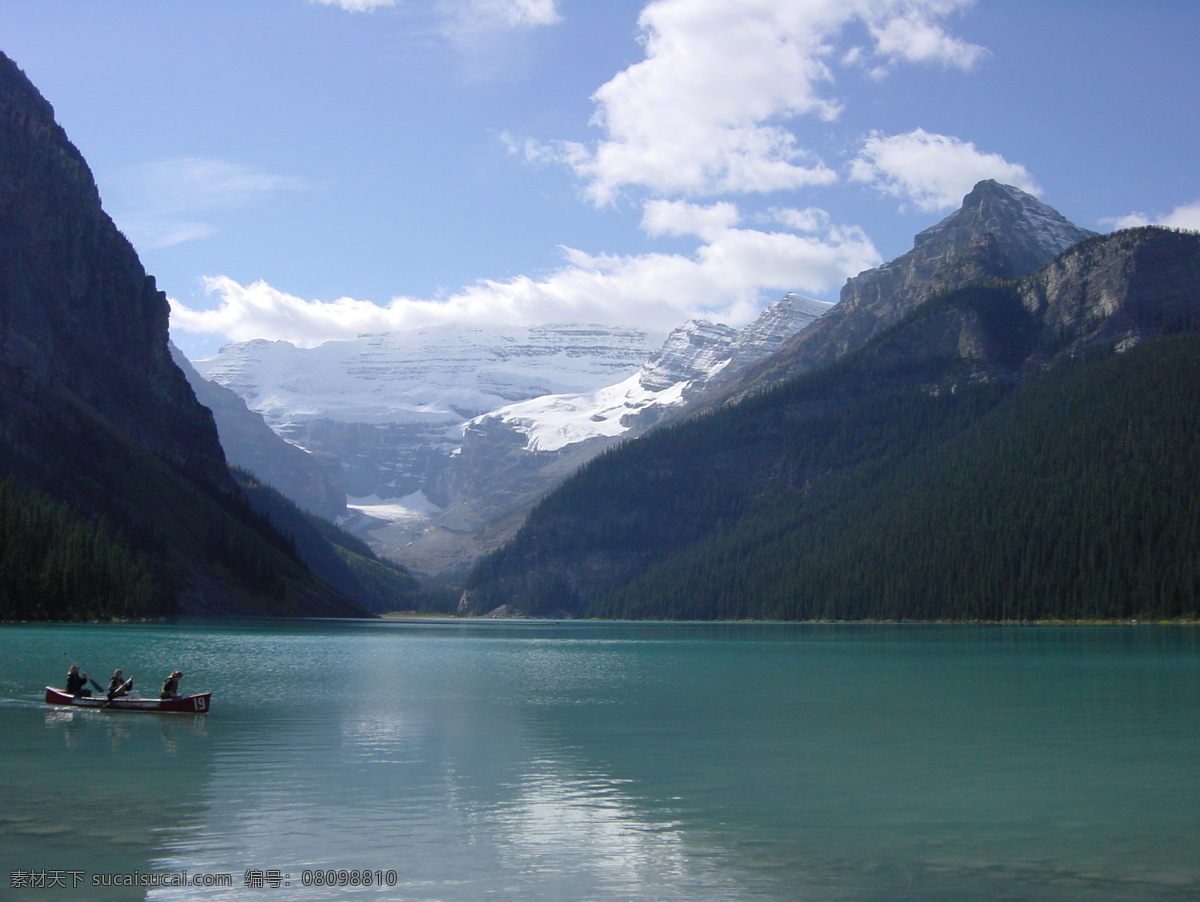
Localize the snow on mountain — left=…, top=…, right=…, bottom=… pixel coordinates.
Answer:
left=192, top=299, right=831, bottom=575
left=194, top=323, right=661, bottom=429
left=477, top=294, right=832, bottom=452
left=193, top=323, right=663, bottom=509
left=480, top=372, right=689, bottom=453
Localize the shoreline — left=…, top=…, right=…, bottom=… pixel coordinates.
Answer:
left=5, top=613, right=1197, bottom=626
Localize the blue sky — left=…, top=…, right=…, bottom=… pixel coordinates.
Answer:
left=3, top=0, right=1198, bottom=359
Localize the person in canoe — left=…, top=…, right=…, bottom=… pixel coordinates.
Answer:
left=107, top=669, right=133, bottom=700
left=65, top=664, right=91, bottom=697
left=160, top=670, right=183, bottom=699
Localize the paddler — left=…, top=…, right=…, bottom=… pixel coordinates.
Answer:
left=65, top=664, right=91, bottom=697
left=107, top=669, right=133, bottom=699
left=160, top=670, right=183, bottom=699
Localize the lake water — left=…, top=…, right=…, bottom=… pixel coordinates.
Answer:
left=0, top=620, right=1197, bottom=902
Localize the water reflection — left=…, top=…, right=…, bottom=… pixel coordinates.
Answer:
left=3, top=621, right=1198, bottom=902
left=42, top=708, right=209, bottom=754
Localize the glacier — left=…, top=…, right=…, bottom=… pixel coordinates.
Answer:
left=193, top=296, right=831, bottom=574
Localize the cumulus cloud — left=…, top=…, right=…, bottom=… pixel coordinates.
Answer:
left=849, top=128, right=1039, bottom=211
left=171, top=214, right=879, bottom=349
left=641, top=200, right=740, bottom=241
left=524, top=0, right=983, bottom=204
left=110, top=158, right=308, bottom=249
left=1109, top=199, right=1200, bottom=232
left=866, top=9, right=987, bottom=71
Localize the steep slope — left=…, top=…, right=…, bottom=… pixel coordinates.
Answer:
left=698, top=181, right=1097, bottom=409
left=232, top=470, right=421, bottom=614
left=0, top=53, right=228, bottom=488
left=171, top=345, right=347, bottom=521
left=461, top=226, right=1200, bottom=621
left=0, top=51, right=369, bottom=619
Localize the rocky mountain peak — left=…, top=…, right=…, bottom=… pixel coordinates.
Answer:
left=637, top=320, right=737, bottom=392
left=913, top=179, right=1096, bottom=264
left=692, top=182, right=1097, bottom=408
left=730, top=293, right=832, bottom=357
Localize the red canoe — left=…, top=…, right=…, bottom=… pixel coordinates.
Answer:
left=44, top=686, right=212, bottom=714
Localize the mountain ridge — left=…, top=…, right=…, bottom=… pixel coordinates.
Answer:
left=459, top=219, right=1200, bottom=620
left=689, top=181, right=1099, bottom=413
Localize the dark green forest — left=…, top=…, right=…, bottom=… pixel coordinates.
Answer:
left=0, top=478, right=166, bottom=620
left=0, top=458, right=427, bottom=621
left=466, top=331, right=1200, bottom=623
left=234, top=469, right=423, bottom=614
left=0, top=400, right=370, bottom=620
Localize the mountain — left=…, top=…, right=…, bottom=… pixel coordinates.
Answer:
left=397, top=294, right=832, bottom=574
left=696, top=181, right=1098, bottom=410
left=0, top=51, right=371, bottom=620
left=461, top=216, right=1200, bottom=620
left=473, top=294, right=832, bottom=453
left=196, top=298, right=829, bottom=577
left=171, top=345, right=347, bottom=522
left=193, top=323, right=660, bottom=505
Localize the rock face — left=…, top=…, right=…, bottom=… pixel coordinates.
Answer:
left=1017, top=228, right=1200, bottom=357
left=171, top=345, right=347, bottom=521
left=0, top=52, right=229, bottom=490
left=703, top=181, right=1098, bottom=407
left=0, top=51, right=369, bottom=618
left=848, top=227, right=1200, bottom=390
left=636, top=319, right=738, bottom=392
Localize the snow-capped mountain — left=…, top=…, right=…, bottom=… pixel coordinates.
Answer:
left=395, top=295, right=832, bottom=575
left=195, top=324, right=659, bottom=428
left=193, top=323, right=662, bottom=508
left=193, top=298, right=829, bottom=576
left=475, top=294, right=832, bottom=453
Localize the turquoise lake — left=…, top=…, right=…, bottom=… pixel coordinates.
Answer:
left=0, top=620, right=1197, bottom=901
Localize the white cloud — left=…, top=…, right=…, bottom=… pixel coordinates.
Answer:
left=867, top=9, right=987, bottom=71
left=148, top=222, right=218, bottom=249
left=310, top=0, right=396, bottom=11
left=171, top=217, right=879, bottom=349
left=127, top=158, right=307, bottom=212
left=850, top=128, right=1039, bottom=211
left=110, top=158, right=308, bottom=249
left=526, top=0, right=983, bottom=204
left=436, top=0, right=563, bottom=81
left=439, top=0, right=561, bottom=32
left=641, top=200, right=739, bottom=241
left=1109, top=199, right=1200, bottom=232
left=766, top=206, right=830, bottom=232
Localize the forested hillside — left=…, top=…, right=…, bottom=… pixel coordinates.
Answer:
left=598, top=335, right=1200, bottom=621
left=462, top=227, right=1200, bottom=621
